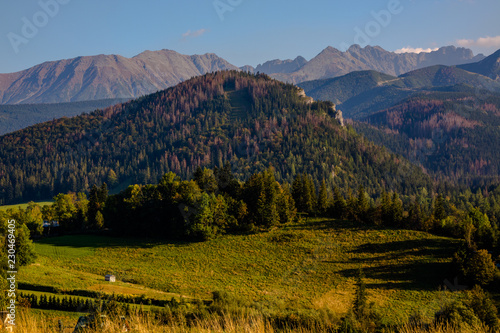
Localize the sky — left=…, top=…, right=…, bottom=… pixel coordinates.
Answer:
left=0, top=0, right=499, bottom=73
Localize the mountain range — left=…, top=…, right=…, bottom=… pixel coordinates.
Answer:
left=0, top=45, right=486, bottom=106
left=1, top=45, right=499, bottom=196
left=249, top=45, right=485, bottom=83
left=297, top=49, right=500, bottom=182
left=299, top=55, right=500, bottom=120
left=0, top=50, right=238, bottom=104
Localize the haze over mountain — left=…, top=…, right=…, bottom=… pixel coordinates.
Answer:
left=0, top=50, right=238, bottom=104
left=0, top=98, right=129, bottom=136
left=271, top=45, right=485, bottom=84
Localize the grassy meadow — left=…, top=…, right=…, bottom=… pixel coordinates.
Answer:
left=0, top=201, right=52, bottom=211
left=18, top=218, right=464, bottom=327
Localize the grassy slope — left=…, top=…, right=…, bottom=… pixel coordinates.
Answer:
left=20, top=218, right=462, bottom=325
left=0, top=201, right=52, bottom=211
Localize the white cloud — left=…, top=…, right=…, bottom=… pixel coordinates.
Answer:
left=456, top=35, right=500, bottom=48
left=181, top=29, right=207, bottom=40
left=394, top=47, right=439, bottom=54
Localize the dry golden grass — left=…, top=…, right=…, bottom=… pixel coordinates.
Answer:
left=11, top=309, right=494, bottom=333
left=398, top=322, right=490, bottom=333
left=12, top=310, right=300, bottom=333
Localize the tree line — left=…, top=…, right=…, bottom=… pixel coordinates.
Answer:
left=3, top=163, right=498, bottom=263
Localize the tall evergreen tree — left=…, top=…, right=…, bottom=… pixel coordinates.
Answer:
left=356, top=185, right=369, bottom=222
left=317, top=179, right=329, bottom=216
left=332, top=186, right=347, bottom=219
left=433, top=194, right=446, bottom=221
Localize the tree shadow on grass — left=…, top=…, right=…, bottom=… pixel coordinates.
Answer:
left=337, top=262, right=455, bottom=291
left=351, top=238, right=459, bottom=260
left=36, top=234, right=189, bottom=249
left=289, top=218, right=368, bottom=231
left=333, top=238, right=460, bottom=291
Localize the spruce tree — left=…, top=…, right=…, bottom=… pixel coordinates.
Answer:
left=333, top=187, right=347, bottom=218
left=356, top=185, right=369, bottom=222
left=317, top=179, right=329, bottom=216
left=433, top=194, right=446, bottom=221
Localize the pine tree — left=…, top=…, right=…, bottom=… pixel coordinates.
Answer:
left=292, top=173, right=316, bottom=214
left=317, top=179, right=329, bottom=216
left=353, top=269, right=367, bottom=319
left=332, top=187, right=347, bottom=218
left=356, top=186, right=369, bottom=222
left=433, top=194, right=446, bottom=221
left=407, top=199, right=423, bottom=229
left=87, top=184, right=108, bottom=229
left=391, top=192, right=403, bottom=226
left=380, top=191, right=392, bottom=224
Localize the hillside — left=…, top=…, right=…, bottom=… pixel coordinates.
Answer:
left=19, top=218, right=462, bottom=325
left=355, top=89, right=500, bottom=182
left=271, top=45, right=484, bottom=84
left=458, top=49, right=500, bottom=80
left=297, top=57, right=500, bottom=183
left=0, top=98, right=129, bottom=135
left=0, top=71, right=432, bottom=204
left=299, top=64, right=500, bottom=119
left=298, top=70, right=402, bottom=106
left=0, top=50, right=238, bottom=104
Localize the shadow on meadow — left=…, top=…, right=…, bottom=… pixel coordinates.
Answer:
left=36, top=234, right=189, bottom=249
left=289, top=218, right=368, bottom=231
left=334, top=238, right=460, bottom=291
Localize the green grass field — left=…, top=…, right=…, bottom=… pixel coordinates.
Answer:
left=20, top=218, right=463, bottom=325
left=0, top=201, right=52, bottom=211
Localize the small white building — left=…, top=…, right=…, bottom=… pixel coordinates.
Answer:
left=105, top=274, right=116, bottom=282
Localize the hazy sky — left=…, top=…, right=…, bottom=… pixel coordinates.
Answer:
left=1, top=0, right=499, bottom=73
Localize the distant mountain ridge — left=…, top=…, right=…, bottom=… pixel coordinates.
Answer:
left=299, top=50, right=500, bottom=120
left=0, top=98, right=130, bottom=135
left=296, top=49, right=500, bottom=182
left=270, top=45, right=485, bottom=83
left=457, top=49, right=500, bottom=80
left=0, top=50, right=239, bottom=104
left=252, top=56, right=308, bottom=75
left=0, top=45, right=484, bottom=105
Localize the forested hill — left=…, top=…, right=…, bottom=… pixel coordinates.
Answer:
left=0, top=71, right=431, bottom=204
left=354, top=88, right=500, bottom=184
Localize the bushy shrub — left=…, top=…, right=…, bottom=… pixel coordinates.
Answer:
left=435, top=286, right=499, bottom=332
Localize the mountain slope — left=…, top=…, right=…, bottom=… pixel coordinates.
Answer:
left=457, top=49, right=500, bottom=80
left=0, top=50, right=238, bottom=104
left=273, top=45, right=484, bottom=84
left=254, top=56, right=308, bottom=74
left=0, top=98, right=129, bottom=135
left=354, top=89, right=500, bottom=182
left=298, top=70, right=400, bottom=105
left=299, top=64, right=500, bottom=119
left=0, top=71, right=431, bottom=204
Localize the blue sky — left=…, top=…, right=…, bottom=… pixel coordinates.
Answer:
left=1, top=0, right=499, bottom=73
